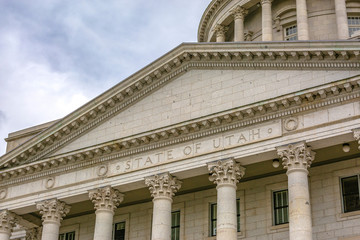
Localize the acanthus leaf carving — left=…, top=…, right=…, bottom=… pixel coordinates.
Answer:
left=0, top=210, right=17, bottom=235
left=207, top=158, right=245, bottom=187
left=145, top=172, right=182, bottom=200
left=36, top=199, right=71, bottom=224
left=88, top=186, right=124, bottom=212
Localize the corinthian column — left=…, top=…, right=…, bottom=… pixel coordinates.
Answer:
left=296, top=0, right=310, bottom=40
left=89, top=186, right=124, bottom=240
left=277, top=142, right=315, bottom=240
left=335, top=0, right=349, bottom=39
left=261, top=0, right=273, bottom=41
left=36, top=199, right=71, bottom=240
left=145, top=172, right=182, bottom=240
left=207, top=158, right=245, bottom=240
left=213, top=24, right=229, bottom=42
left=231, top=6, right=248, bottom=41
left=0, top=210, right=16, bottom=240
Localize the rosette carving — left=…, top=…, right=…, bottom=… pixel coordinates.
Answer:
left=145, top=172, right=182, bottom=199
left=0, top=210, right=16, bottom=235
left=89, top=186, right=124, bottom=212
left=36, top=199, right=71, bottom=224
left=207, top=158, right=245, bottom=186
left=276, top=142, right=315, bottom=173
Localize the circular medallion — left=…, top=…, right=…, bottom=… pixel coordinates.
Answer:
left=45, top=177, right=55, bottom=189
left=97, top=165, right=108, bottom=177
left=0, top=189, right=7, bottom=199
left=284, top=117, right=299, bottom=131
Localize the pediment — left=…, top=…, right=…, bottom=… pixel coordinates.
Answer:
left=0, top=41, right=359, bottom=174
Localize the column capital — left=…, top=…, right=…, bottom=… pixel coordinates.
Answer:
left=260, top=0, right=273, bottom=6
left=0, top=210, right=17, bottom=235
left=145, top=172, right=182, bottom=200
left=231, top=5, right=248, bottom=20
left=213, top=24, right=229, bottom=38
left=25, top=227, right=42, bottom=240
left=353, top=129, right=360, bottom=150
left=207, top=158, right=245, bottom=187
left=276, top=142, right=315, bottom=174
left=89, top=186, right=124, bottom=213
left=36, top=199, right=71, bottom=225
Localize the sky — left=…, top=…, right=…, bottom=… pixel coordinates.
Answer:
left=0, top=0, right=213, bottom=155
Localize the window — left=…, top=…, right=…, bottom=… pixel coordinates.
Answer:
left=348, top=16, right=360, bottom=37
left=273, top=190, right=289, bottom=225
left=341, top=175, right=360, bottom=213
left=113, top=221, right=125, bottom=240
left=210, top=199, right=240, bottom=236
left=59, top=232, right=75, bottom=240
left=171, top=211, right=180, bottom=240
left=284, top=25, right=298, bottom=41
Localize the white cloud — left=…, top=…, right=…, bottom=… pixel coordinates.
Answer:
left=0, top=0, right=212, bottom=155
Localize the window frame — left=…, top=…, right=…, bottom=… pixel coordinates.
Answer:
left=340, top=174, right=360, bottom=213
left=348, top=16, right=360, bottom=37
left=59, top=231, right=75, bottom=240
left=171, top=211, right=181, bottom=240
left=113, top=221, right=126, bottom=240
left=283, top=24, right=298, bottom=41
left=272, top=189, right=289, bottom=226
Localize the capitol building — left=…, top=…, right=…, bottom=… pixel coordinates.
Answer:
left=1, top=0, right=360, bottom=239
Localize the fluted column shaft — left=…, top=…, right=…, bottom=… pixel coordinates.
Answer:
left=335, top=0, right=349, bottom=38
left=0, top=210, right=16, bottom=240
left=232, top=6, right=248, bottom=41
left=261, top=0, right=273, bottom=41
left=277, top=142, right=315, bottom=240
left=296, top=0, right=310, bottom=40
left=89, top=186, right=124, bottom=240
left=36, top=199, right=70, bottom=240
left=208, top=159, right=245, bottom=240
left=145, top=172, right=182, bottom=240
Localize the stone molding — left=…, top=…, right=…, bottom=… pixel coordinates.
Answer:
left=0, top=75, right=359, bottom=188
left=231, top=5, right=248, bottom=20
left=353, top=129, right=360, bottom=150
left=276, top=142, right=316, bottom=174
left=1, top=42, right=359, bottom=171
left=207, top=158, right=245, bottom=187
left=0, top=210, right=16, bottom=235
left=145, top=172, right=182, bottom=200
left=88, top=186, right=124, bottom=212
left=213, top=24, right=229, bottom=38
left=36, top=199, right=70, bottom=224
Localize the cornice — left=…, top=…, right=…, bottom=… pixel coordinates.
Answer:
left=0, top=74, right=359, bottom=187
left=0, top=41, right=359, bottom=170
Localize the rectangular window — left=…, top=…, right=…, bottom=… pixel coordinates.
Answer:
left=59, top=232, right=75, bottom=240
left=348, top=16, right=360, bottom=37
left=210, top=199, right=240, bottom=236
left=273, top=190, right=289, bottom=225
left=284, top=25, right=298, bottom=41
left=341, top=175, right=360, bottom=213
left=171, top=211, right=180, bottom=240
left=113, top=221, right=125, bottom=240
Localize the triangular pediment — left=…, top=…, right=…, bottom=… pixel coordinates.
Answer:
left=1, top=41, right=359, bottom=174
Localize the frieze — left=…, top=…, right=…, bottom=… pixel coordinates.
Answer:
left=108, top=121, right=281, bottom=175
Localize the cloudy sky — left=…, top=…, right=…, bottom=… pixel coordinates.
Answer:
left=0, top=0, right=212, bottom=155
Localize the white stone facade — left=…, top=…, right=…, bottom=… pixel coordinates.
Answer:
left=0, top=0, right=360, bottom=240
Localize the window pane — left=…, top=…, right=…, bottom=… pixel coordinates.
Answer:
left=171, top=211, right=180, bottom=240
left=114, top=222, right=125, bottom=240
left=210, top=203, right=217, bottom=236
left=59, top=234, right=65, bottom=240
left=273, top=190, right=289, bottom=225
left=236, top=199, right=240, bottom=232
left=342, top=176, right=360, bottom=212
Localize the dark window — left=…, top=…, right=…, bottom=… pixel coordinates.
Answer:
left=114, top=221, right=125, bottom=240
left=341, top=175, right=360, bottom=213
left=59, top=232, right=75, bottom=240
left=171, top=211, right=180, bottom=240
left=210, top=199, right=240, bottom=236
left=348, top=16, right=360, bottom=36
left=273, top=190, right=289, bottom=225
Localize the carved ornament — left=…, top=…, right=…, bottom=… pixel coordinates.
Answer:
left=36, top=199, right=71, bottom=224
left=88, top=186, right=124, bottom=212
left=276, top=142, right=315, bottom=174
left=231, top=5, right=248, bottom=20
left=213, top=24, right=229, bottom=38
left=25, top=227, right=42, bottom=240
left=353, top=129, right=360, bottom=150
left=145, top=172, right=182, bottom=200
left=0, top=210, right=17, bottom=235
left=207, top=158, right=245, bottom=187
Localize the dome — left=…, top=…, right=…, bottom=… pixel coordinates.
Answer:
left=198, top=0, right=360, bottom=42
